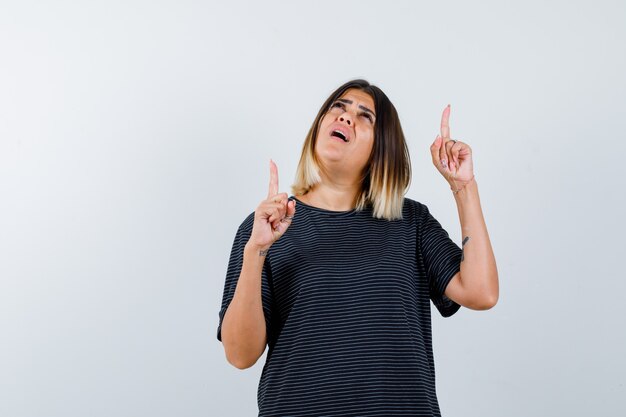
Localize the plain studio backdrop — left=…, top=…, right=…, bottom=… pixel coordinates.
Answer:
left=1, top=1, right=624, bottom=416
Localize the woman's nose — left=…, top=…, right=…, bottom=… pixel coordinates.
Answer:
left=338, top=113, right=352, bottom=126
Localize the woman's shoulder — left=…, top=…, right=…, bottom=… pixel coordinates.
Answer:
left=402, top=196, right=429, bottom=218
left=233, top=211, right=256, bottom=236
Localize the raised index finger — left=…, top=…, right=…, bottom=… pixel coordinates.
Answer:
left=268, top=159, right=279, bottom=198
left=440, top=104, right=451, bottom=139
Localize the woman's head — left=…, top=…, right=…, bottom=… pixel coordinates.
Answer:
left=292, top=79, right=411, bottom=220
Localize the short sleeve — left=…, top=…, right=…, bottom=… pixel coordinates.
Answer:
left=216, top=214, right=275, bottom=345
left=418, top=204, right=463, bottom=318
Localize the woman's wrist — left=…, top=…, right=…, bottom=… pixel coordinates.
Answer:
left=450, top=175, right=475, bottom=195
left=451, top=176, right=479, bottom=207
left=245, top=241, right=271, bottom=257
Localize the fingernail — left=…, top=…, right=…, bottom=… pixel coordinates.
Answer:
left=441, top=159, right=447, bottom=168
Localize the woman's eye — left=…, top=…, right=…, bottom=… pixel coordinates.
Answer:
left=331, top=102, right=345, bottom=109
left=361, top=113, right=373, bottom=122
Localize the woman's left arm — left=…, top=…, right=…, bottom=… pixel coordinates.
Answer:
left=430, top=105, right=499, bottom=310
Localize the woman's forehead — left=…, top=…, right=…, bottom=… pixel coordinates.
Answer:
left=339, top=89, right=375, bottom=107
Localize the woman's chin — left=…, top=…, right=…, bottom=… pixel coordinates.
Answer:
left=316, top=147, right=346, bottom=164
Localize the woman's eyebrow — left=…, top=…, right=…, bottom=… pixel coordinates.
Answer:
left=336, top=98, right=376, bottom=117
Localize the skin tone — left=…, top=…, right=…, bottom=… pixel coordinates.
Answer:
left=296, top=89, right=377, bottom=211
left=430, top=105, right=499, bottom=309
left=249, top=88, right=377, bottom=250
left=248, top=98, right=497, bottom=310
left=247, top=159, right=296, bottom=253
left=255, top=101, right=498, bottom=310
left=220, top=160, right=296, bottom=369
left=222, top=96, right=499, bottom=370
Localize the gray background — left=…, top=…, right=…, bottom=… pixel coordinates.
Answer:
left=1, top=0, right=624, bottom=416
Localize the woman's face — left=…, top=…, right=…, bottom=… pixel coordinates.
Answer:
left=315, top=88, right=376, bottom=178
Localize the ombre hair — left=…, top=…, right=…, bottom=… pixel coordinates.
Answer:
left=291, top=79, right=411, bottom=220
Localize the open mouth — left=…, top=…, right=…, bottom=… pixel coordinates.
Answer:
left=331, top=130, right=348, bottom=142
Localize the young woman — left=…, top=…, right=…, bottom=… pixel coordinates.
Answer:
left=217, top=79, right=498, bottom=416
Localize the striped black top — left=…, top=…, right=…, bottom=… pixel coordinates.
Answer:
left=217, top=196, right=463, bottom=417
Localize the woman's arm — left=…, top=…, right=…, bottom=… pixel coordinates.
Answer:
left=220, top=160, right=296, bottom=369
left=430, top=105, right=499, bottom=310
left=444, top=178, right=499, bottom=309
left=221, top=242, right=270, bottom=369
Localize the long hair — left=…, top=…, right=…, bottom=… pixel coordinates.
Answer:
left=291, top=79, right=411, bottom=220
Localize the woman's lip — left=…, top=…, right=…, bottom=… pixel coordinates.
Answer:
left=330, top=132, right=348, bottom=142
left=329, top=125, right=350, bottom=142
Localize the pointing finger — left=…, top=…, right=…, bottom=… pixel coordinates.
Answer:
left=268, top=159, right=279, bottom=199
left=440, top=104, right=451, bottom=139
left=269, top=192, right=288, bottom=204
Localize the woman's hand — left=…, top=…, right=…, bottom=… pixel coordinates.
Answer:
left=430, top=105, right=474, bottom=190
left=248, top=159, right=296, bottom=252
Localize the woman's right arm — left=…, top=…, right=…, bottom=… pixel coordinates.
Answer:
left=220, top=160, right=296, bottom=369
left=220, top=241, right=272, bottom=369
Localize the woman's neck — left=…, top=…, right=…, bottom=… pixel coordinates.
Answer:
left=297, top=181, right=360, bottom=211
